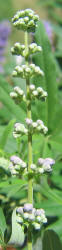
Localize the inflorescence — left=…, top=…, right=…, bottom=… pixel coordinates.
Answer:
left=17, top=203, right=47, bottom=231
left=10, top=8, right=55, bottom=237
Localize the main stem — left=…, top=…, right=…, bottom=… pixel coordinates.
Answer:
left=25, top=31, right=33, bottom=250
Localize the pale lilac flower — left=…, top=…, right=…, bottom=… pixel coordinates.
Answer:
left=43, top=20, right=53, bottom=45
left=0, top=20, right=11, bottom=73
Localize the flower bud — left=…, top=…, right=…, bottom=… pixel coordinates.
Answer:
left=23, top=212, right=29, bottom=220
left=32, top=90, right=38, bottom=97
left=17, top=216, right=23, bottom=224
left=13, top=123, right=28, bottom=138
left=12, top=9, right=39, bottom=32
left=32, top=122, right=37, bottom=128
left=33, top=222, right=41, bottom=230
left=24, top=203, right=33, bottom=212
left=37, top=87, right=43, bottom=94
left=31, top=164, right=36, bottom=171
left=17, top=207, right=23, bottom=215
left=28, top=213, right=35, bottom=221
left=29, top=84, right=35, bottom=91
left=25, top=118, right=32, bottom=126
left=10, top=92, right=18, bottom=99
left=38, top=158, right=44, bottom=166
left=43, top=126, right=48, bottom=134
left=10, top=155, right=22, bottom=165
left=14, top=86, right=24, bottom=96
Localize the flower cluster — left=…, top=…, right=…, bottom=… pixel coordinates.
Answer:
left=13, top=123, right=28, bottom=138
left=10, top=9, right=55, bottom=240
left=13, top=119, right=48, bottom=139
left=25, top=118, right=48, bottom=135
left=0, top=20, right=11, bottom=73
left=10, top=86, right=26, bottom=103
left=17, top=203, right=47, bottom=230
left=29, top=84, right=48, bottom=101
left=11, top=42, right=42, bottom=58
left=31, top=158, right=55, bottom=175
left=12, top=9, right=39, bottom=32
left=9, top=155, right=27, bottom=175
left=12, top=64, right=44, bottom=79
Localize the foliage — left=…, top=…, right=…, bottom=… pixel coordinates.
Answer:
left=32, top=20, right=62, bottom=245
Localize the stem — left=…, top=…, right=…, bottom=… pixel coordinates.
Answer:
left=25, top=31, right=33, bottom=250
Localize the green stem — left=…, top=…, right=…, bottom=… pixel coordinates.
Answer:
left=25, top=31, right=33, bottom=250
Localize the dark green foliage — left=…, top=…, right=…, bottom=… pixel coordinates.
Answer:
left=32, top=21, right=57, bottom=132
left=43, top=230, right=62, bottom=250
left=32, top=20, right=62, bottom=243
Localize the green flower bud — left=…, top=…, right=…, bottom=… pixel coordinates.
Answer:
left=12, top=9, right=39, bottom=32
left=24, top=17, right=29, bottom=23
left=12, top=70, right=17, bottom=77
left=33, top=14, right=39, bottom=22
left=11, top=43, right=25, bottom=56
left=29, top=43, right=42, bottom=54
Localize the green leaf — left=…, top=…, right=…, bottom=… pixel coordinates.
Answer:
left=8, top=208, right=24, bottom=247
left=43, top=230, right=62, bottom=250
left=0, top=208, right=7, bottom=235
left=0, top=119, right=15, bottom=149
left=0, top=208, right=7, bottom=246
left=0, top=178, right=27, bottom=198
left=47, top=218, right=62, bottom=241
left=32, top=20, right=57, bottom=132
left=0, top=76, right=25, bottom=123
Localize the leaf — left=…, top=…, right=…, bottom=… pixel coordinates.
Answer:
left=8, top=208, right=24, bottom=247
left=43, top=230, right=62, bottom=250
left=47, top=218, right=62, bottom=241
left=0, top=208, right=7, bottom=246
left=0, top=178, right=27, bottom=199
left=0, top=208, right=7, bottom=235
left=0, top=76, right=25, bottom=123
left=0, top=119, right=15, bottom=150
left=35, top=200, right=62, bottom=217
left=33, top=237, right=42, bottom=250
left=32, top=20, right=57, bottom=132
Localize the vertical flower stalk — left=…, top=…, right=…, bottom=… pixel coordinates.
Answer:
left=25, top=31, right=33, bottom=205
left=10, top=9, right=55, bottom=250
left=25, top=31, right=33, bottom=250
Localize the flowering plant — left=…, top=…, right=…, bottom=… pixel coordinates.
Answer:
left=9, top=8, right=55, bottom=250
